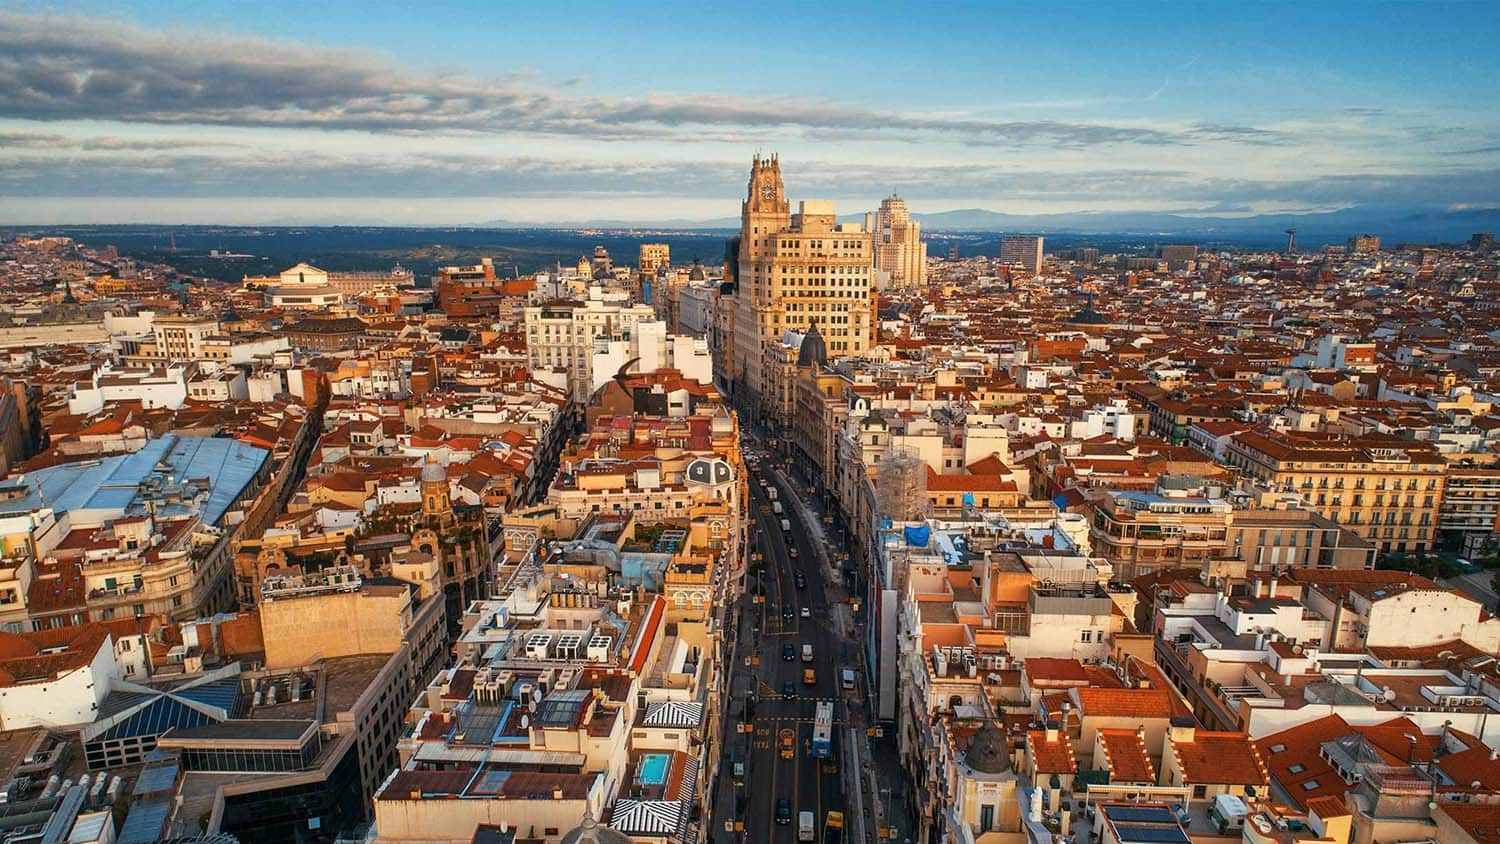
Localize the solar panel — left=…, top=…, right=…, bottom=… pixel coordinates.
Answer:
left=1106, top=806, right=1177, bottom=824
left=1114, top=826, right=1190, bottom=844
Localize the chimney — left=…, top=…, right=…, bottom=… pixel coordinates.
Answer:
left=552, top=785, right=564, bottom=800
left=1268, top=577, right=1278, bottom=598
left=1168, top=717, right=1196, bottom=744
left=1044, top=723, right=1059, bottom=742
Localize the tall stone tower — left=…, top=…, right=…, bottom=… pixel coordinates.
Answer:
left=420, top=453, right=453, bottom=525
left=873, top=194, right=927, bottom=289
left=730, top=154, right=790, bottom=400
left=724, top=155, right=873, bottom=417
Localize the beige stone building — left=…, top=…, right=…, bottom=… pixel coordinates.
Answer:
left=1225, top=432, right=1447, bottom=555
left=726, top=155, right=873, bottom=406
left=871, top=194, right=927, bottom=289
left=638, top=242, right=670, bottom=274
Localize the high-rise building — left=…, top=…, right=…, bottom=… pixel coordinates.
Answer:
left=726, top=155, right=872, bottom=404
left=999, top=235, right=1044, bottom=273
left=1158, top=244, right=1198, bottom=268
left=1348, top=234, right=1381, bottom=253
left=871, top=194, right=926, bottom=289
left=638, top=243, right=670, bottom=274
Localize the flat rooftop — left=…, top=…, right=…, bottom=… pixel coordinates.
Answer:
left=0, top=433, right=268, bottom=527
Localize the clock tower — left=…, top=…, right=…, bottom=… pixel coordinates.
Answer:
left=728, top=154, right=791, bottom=402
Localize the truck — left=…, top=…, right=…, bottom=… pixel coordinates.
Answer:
left=824, top=811, right=845, bottom=844
left=781, top=519, right=791, bottom=532
left=802, top=643, right=814, bottom=662
left=798, top=811, right=815, bottom=842
left=772, top=500, right=783, bottom=514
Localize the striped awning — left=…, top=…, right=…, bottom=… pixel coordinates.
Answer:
left=609, top=799, right=684, bottom=836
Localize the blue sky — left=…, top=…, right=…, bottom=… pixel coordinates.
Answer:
left=0, top=1, right=1497, bottom=224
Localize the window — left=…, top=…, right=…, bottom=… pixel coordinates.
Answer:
left=1269, top=743, right=1286, bottom=753
left=1301, top=779, right=1320, bottom=791
left=1081, top=630, right=1092, bottom=643
left=1288, top=763, right=1305, bottom=774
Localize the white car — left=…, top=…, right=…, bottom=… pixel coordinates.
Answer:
left=800, top=607, right=811, bottom=619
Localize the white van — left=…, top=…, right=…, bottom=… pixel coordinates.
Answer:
left=840, top=668, right=856, bottom=691
left=798, top=811, right=815, bottom=842
left=802, top=644, right=814, bottom=663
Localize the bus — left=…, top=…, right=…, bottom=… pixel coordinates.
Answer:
left=811, top=700, right=834, bottom=758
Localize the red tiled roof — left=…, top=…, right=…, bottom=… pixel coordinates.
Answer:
left=1440, top=802, right=1500, bottom=844
left=1027, top=729, right=1077, bottom=774
left=1169, top=730, right=1269, bottom=786
left=1073, top=686, right=1176, bottom=719
left=1098, top=728, right=1156, bottom=783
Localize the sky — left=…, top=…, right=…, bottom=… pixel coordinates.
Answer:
left=0, top=0, right=1498, bottom=225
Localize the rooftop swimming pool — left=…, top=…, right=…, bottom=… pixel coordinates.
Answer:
left=639, top=752, right=670, bottom=786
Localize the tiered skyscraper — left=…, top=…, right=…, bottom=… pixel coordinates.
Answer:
left=726, top=155, right=873, bottom=403
left=870, top=194, right=926, bottom=289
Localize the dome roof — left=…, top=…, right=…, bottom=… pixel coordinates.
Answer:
left=688, top=263, right=707, bottom=281
left=963, top=719, right=1011, bottom=774
left=560, top=811, right=633, bottom=844
left=420, top=453, right=446, bottom=484
left=796, top=320, right=827, bottom=369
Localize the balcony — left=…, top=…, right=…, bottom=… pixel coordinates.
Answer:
left=88, top=583, right=144, bottom=600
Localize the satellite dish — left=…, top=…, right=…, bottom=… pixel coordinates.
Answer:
left=1383, top=688, right=1397, bottom=702
left=521, top=714, right=529, bottom=729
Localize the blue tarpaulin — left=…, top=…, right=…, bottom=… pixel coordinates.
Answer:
left=904, top=525, right=931, bottom=547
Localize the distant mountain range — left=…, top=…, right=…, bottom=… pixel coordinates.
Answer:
left=478, top=204, right=1500, bottom=245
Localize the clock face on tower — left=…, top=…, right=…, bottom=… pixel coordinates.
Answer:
left=760, top=183, right=777, bottom=200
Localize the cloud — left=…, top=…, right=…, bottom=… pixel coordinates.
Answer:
left=1187, top=124, right=1291, bottom=146
left=0, top=12, right=1263, bottom=149
left=0, top=129, right=65, bottom=148
left=3, top=146, right=1491, bottom=215
left=78, top=136, right=239, bottom=151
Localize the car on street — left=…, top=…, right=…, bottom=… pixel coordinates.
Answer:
left=782, top=681, right=796, bottom=698
left=782, top=643, right=795, bottom=661
left=800, top=606, right=811, bottom=619
left=794, top=573, right=806, bottom=588
left=776, top=799, right=792, bottom=825
left=779, top=729, right=795, bottom=759
left=803, top=667, right=816, bottom=685
left=783, top=605, right=794, bottom=620
left=789, top=547, right=799, bottom=558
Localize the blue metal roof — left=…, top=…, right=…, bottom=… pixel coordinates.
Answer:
left=118, top=797, right=171, bottom=844
left=174, top=677, right=242, bottom=715
left=97, top=696, right=217, bottom=742
left=133, top=763, right=180, bottom=796
left=0, top=434, right=268, bottom=527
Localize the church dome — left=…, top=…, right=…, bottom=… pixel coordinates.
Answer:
left=559, top=811, right=632, bottom=844
left=796, top=320, right=828, bottom=369
left=963, top=719, right=1011, bottom=774
left=420, top=453, right=446, bottom=484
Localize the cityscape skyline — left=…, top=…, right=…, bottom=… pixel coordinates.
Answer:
left=1, top=2, right=1498, bottom=226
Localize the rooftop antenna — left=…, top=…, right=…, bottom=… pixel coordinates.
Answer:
left=1284, top=227, right=1297, bottom=255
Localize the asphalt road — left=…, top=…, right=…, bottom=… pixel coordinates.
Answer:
left=717, top=433, right=853, bottom=843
